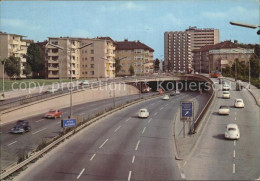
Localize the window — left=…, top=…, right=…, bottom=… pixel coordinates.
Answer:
left=91, top=71, right=94, bottom=75
left=85, top=50, right=87, bottom=53
left=82, top=72, right=84, bottom=74
left=91, top=57, right=94, bottom=61
left=91, top=50, right=94, bottom=54
left=85, top=57, right=88, bottom=60
left=91, top=64, right=94, bottom=68
left=85, top=71, right=88, bottom=74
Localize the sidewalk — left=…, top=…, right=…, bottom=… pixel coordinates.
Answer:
left=224, top=77, right=260, bottom=107
left=174, top=91, right=211, bottom=159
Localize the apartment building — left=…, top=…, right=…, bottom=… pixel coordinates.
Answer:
left=193, top=40, right=254, bottom=73
left=0, top=32, right=30, bottom=78
left=164, top=27, right=219, bottom=72
left=46, top=36, right=115, bottom=79
left=115, top=39, right=154, bottom=76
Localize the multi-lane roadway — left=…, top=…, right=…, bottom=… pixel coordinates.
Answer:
left=183, top=78, right=260, bottom=180
left=14, top=91, right=205, bottom=180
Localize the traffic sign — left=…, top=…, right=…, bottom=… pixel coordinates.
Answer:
left=61, top=119, right=77, bottom=128
left=181, top=102, right=193, bottom=118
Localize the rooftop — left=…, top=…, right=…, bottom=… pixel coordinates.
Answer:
left=115, top=39, right=154, bottom=52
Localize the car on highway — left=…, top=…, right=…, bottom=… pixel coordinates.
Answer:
left=9, top=120, right=31, bottom=134
left=218, top=105, right=230, bottom=115
left=222, top=84, right=230, bottom=91
left=170, top=91, right=176, bottom=96
left=225, top=124, right=240, bottom=140
left=162, top=95, right=169, bottom=100
left=175, top=90, right=180, bottom=95
left=222, top=91, right=230, bottom=99
left=79, top=80, right=89, bottom=86
left=44, top=109, right=62, bottom=119
left=234, top=99, right=245, bottom=108
left=45, top=87, right=59, bottom=94
left=138, top=108, right=149, bottom=118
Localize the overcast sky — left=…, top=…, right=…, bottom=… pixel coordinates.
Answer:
left=1, top=0, right=259, bottom=59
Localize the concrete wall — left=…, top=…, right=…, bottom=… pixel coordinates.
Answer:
left=0, top=83, right=139, bottom=125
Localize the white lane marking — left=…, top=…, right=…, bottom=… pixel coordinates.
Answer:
left=99, top=139, right=108, bottom=148
left=35, top=119, right=44, bottom=123
left=233, top=150, right=236, bottom=158
left=135, top=140, right=140, bottom=151
left=32, top=128, right=47, bottom=135
left=114, top=126, right=121, bottom=133
left=148, top=118, right=152, bottom=123
left=56, top=121, right=61, bottom=125
left=90, top=153, right=96, bottom=161
left=128, top=171, right=132, bottom=181
left=142, top=127, right=146, bottom=134
left=154, top=112, right=158, bottom=116
left=132, top=155, right=135, bottom=163
left=125, top=118, right=131, bottom=122
left=63, top=111, right=67, bottom=114
left=77, top=168, right=85, bottom=179
left=234, top=140, right=236, bottom=146
left=181, top=173, right=186, bottom=179
left=7, top=141, right=17, bottom=146
left=160, top=107, right=164, bottom=110
left=233, top=163, right=235, bottom=174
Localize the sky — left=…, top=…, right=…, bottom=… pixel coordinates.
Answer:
left=0, top=0, right=259, bottom=59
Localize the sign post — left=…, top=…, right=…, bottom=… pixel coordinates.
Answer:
left=180, top=101, right=193, bottom=138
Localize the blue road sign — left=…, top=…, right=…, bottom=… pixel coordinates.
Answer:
left=181, top=102, right=193, bottom=117
left=62, top=119, right=77, bottom=128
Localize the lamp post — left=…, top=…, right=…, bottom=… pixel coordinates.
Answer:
left=1, top=58, right=7, bottom=99
left=48, top=42, right=93, bottom=118
left=102, top=56, right=126, bottom=108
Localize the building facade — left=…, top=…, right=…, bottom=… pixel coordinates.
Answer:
left=46, top=37, right=115, bottom=79
left=164, top=27, right=219, bottom=72
left=193, top=40, right=254, bottom=73
left=0, top=32, right=29, bottom=78
left=115, top=39, right=154, bottom=76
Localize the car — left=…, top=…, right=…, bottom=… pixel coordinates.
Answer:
left=170, top=91, right=176, bottom=96
left=175, top=90, right=180, bottom=95
left=9, top=120, right=31, bottom=134
left=162, top=95, right=169, bottom=100
left=222, top=84, right=230, bottom=91
left=234, top=99, right=244, bottom=108
left=45, top=87, right=59, bottom=94
left=44, top=109, right=62, bottom=119
left=79, top=80, right=89, bottom=86
left=222, top=91, right=230, bottom=99
left=195, top=72, right=199, bottom=74
left=218, top=105, right=230, bottom=115
left=138, top=108, right=149, bottom=118
left=225, top=124, right=240, bottom=140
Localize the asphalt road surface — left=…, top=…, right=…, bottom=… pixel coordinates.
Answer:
left=183, top=78, right=260, bottom=180
left=15, top=91, right=203, bottom=180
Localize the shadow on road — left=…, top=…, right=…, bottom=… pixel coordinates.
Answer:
left=212, top=134, right=226, bottom=140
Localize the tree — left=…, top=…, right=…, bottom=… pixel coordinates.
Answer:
left=115, top=58, right=122, bottom=75
left=26, top=43, right=44, bottom=77
left=129, top=65, right=135, bottom=76
left=23, top=63, right=32, bottom=77
left=154, top=58, right=160, bottom=72
left=4, top=56, right=21, bottom=78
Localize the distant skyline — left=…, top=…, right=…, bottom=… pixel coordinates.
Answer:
left=1, top=0, right=259, bottom=59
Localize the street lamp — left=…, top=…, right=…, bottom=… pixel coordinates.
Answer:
left=48, top=42, right=93, bottom=118
left=101, top=56, right=127, bottom=108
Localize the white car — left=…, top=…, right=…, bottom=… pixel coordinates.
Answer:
left=79, top=80, right=89, bottom=86
left=175, top=90, right=180, bottom=95
left=138, top=108, right=149, bottom=118
left=162, top=95, right=169, bottom=100
left=222, top=91, right=230, bottom=99
left=225, top=124, right=240, bottom=140
left=222, top=84, right=230, bottom=91
left=234, top=99, right=244, bottom=108
left=218, top=105, right=230, bottom=115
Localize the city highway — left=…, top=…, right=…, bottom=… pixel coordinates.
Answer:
left=0, top=93, right=155, bottom=169
left=15, top=91, right=204, bottom=180
left=183, top=78, right=260, bottom=180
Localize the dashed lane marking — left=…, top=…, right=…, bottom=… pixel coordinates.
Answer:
left=76, top=168, right=85, bottom=179
left=181, top=173, right=186, bottom=179
left=35, top=119, right=44, bottom=123
left=132, top=155, right=135, bottom=163
left=160, top=107, right=164, bottom=110
left=234, top=140, right=236, bottom=146
left=125, top=118, right=131, bottom=122
left=148, top=118, right=152, bottom=123
left=154, top=112, right=158, bottom=116
left=90, top=153, right=96, bottom=161
left=114, top=126, right=121, bottom=133
left=99, top=139, right=108, bottom=149
left=128, top=171, right=132, bottom=181
left=32, top=128, right=47, bottom=135
left=233, top=163, right=235, bottom=174
left=142, top=127, right=146, bottom=134
left=233, top=150, right=236, bottom=158
left=135, top=140, right=140, bottom=151
left=7, top=141, right=17, bottom=146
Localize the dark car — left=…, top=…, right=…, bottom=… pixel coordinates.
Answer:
left=9, top=120, right=31, bottom=134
